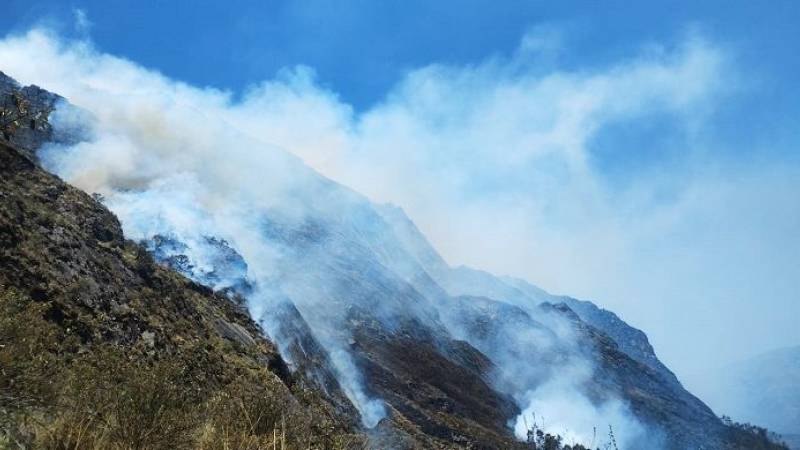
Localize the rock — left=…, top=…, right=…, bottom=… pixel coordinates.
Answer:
left=213, top=318, right=256, bottom=347
left=0, top=71, right=60, bottom=159
left=141, top=331, right=156, bottom=348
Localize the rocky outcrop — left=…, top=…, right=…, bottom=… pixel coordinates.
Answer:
left=0, top=71, right=61, bottom=160
left=556, top=296, right=682, bottom=387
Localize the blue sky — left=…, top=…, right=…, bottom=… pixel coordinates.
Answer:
left=2, top=0, right=799, bottom=399
left=4, top=0, right=799, bottom=176
left=4, top=1, right=799, bottom=110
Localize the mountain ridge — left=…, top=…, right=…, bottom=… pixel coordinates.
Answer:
left=0, top=71, right=788, bottom=450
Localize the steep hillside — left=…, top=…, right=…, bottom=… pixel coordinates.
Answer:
left=1, top=72, right=789, bottom=450
left=0, top=71, right=62, bottom=160
left=0, top=139, right=365, bottom=448
left=378, top=202, right=789, bottom=449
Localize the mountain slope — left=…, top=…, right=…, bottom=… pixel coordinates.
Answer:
left=0, top=139, right=364, bottom=448
left=1, top=72, right=789, bottom=450
left=377, top=202, right=788, bottom=449
left=0, top=71, right=63, bottom=161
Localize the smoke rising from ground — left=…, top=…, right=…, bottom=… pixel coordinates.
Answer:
left=2, top=24, right=798, bottom=443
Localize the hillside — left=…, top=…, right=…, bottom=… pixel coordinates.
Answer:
left=0, top=138, right=367, bottom=448
left=0, top=72, right=790, bottom=450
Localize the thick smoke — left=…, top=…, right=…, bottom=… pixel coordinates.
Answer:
left=376, top=207, right=658, bottom=447
left=0, top=29, right=388, bottom=426
left=0, top=27, right=655, bottom=444
left=513, top=377, right=644, bottom=446
left=3, top=26, right=789, bottom=447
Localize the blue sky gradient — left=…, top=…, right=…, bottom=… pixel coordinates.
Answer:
left=3, top=1, right=798, bottom=108
left=4, top=1, right=799, bottom=177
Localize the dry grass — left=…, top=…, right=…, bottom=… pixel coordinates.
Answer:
left=0, top=289, right=365, bottom=450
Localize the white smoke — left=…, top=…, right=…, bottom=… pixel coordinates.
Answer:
left=0, top=28, right=392, bottom=427
left=3, top=23, right=794, bottom=447
left=0, top=27, right=657, bottom=442
left=513, top=380, right=645, bottom=447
